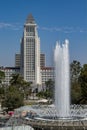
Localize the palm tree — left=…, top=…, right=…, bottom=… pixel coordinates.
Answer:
left=10, top=73, right=24, bottom=86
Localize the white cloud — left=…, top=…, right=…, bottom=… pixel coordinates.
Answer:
left=39, top=26, right=55, bottom=32
left=39, top=26, right=87, bottom=33
left=0, top=23, right=87, bottom=33
left=0, top=23, right=12, bottom=28
left=0, top=22, right=22, bottom=30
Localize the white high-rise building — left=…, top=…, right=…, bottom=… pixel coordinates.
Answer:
left=20, top=14, right=41, bottom=86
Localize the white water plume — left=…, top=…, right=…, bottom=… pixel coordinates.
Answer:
left=54, top=39, right=70, bottom=117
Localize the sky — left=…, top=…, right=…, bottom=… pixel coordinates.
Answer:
left=0, top=0, right=87, bottom=67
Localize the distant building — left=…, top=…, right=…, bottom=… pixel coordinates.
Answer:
left=15, top=54, right=20, bottom=67
left=20, top=14, right=41, bottom=86
left=0, top=67, right=20, bottom=85
left=41, top=67, right=54, bottom=86
left=40, top=53, right=46, bottom=68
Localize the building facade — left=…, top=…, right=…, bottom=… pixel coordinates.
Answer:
left=15, top=54, right=20, bottom=67
left=0, top=67, right=20, bottom=85
left=20, top=14, right=41, bottom=86
left=41, top=67, right=54, bottom=86
left=40, top=53, right=46, bottom=68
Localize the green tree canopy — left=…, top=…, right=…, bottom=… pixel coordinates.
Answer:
left=36, top=79, right=54, bottom=100
left=45, top=79, right=54, bottom=99
left=2, top=86, right=24, bottom=111
left=70, top=60, right=82, bottom=82
left=0, top=70, right=5, bottom=84
left=70, top=60, right=82, bottom=104
left=0, top=87, right=5, bottom=102
left=78, top=64, right=87, bottom=104
left=10, top=73, right=32, bottom=100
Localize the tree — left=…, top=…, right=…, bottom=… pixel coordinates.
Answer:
left=36, top=91, right=45, bottom=98
left=10, top=73, right=32, bottom=100
left=22, top=81, right=32, bottom=99
left=36, top=79, right=54, bottom=100
left=2, top=86, right=24, bottom=111
left=70, top=60, right=82, bottom=104
left=70, top=60, right=82, bottom=82
left=0, top=70, right=5, bottom=102
left=71, top=81, right=81, bottom=104
left=0, top=70, right=5, bottom=84
left=0, top=87, right=5, bottom=102
left=10, top=73, right=24, bottom=87
left=78, top=64, right=87, bottom=104
left=45, top=79, right=54, bottom=99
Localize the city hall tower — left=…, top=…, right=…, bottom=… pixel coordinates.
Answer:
left=20, top=14, right=41, bottom=86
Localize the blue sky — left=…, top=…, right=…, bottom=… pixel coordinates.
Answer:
left=0, top=0, right=87, bottom=66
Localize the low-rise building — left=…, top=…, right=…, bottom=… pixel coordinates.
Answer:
left=41, top=67, right=54, bottom=88
left=0, top=67, right=20, bottom=85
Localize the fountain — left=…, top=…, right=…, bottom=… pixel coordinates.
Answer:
left=4, top=39, right=87, bottom=130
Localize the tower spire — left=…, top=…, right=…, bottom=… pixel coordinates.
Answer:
left=26, top=14, right=35, bottom=24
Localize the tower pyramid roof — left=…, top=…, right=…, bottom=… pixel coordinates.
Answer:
left=26, top=14, right=35, bottom=24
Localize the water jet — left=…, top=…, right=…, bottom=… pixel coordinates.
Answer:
left=54, top=39, right=70, bottom=118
